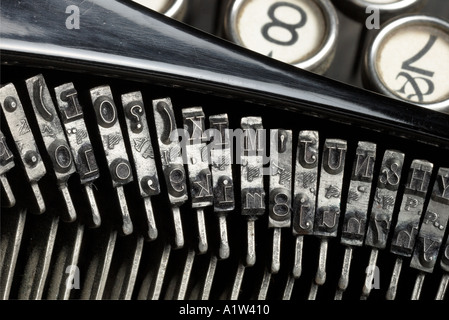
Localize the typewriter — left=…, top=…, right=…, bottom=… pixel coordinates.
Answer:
left=1, top=0, right=449, bottom=304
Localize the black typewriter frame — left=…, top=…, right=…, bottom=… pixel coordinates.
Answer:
left=1, top=0, right=449, bottom=303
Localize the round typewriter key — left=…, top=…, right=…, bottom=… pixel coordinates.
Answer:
left=225, top=0, right=339, bottom=74
left=132, top=0, right=187, bottom=20
left=363, top=15, right=449, bottom=113
left=334, top=0, right=425, bottom=22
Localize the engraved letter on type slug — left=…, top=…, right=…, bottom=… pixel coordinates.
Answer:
left=292, top=131, right=319, bottom=236
left=54, top=83, right=100, bottom=184
left=241, top=117, right=266, bottom=217
left=314, top=139, right=347, bottom=238
left=0, top=83, right=47, bottom=212
left=269, top=129, right=293, bottom=229
left=411, top=167, right=449, bottom=273
left=390, top=160, right=433, bottom=257
left=341, top=141, right=376, bottom=247
left=152, top=98, right=188, bottom=205
left=365, top=150, right=405, bottom=249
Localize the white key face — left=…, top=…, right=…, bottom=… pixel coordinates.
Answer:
left=132, top=0, right=172, bottom=13
left=376, top=25, right=449, bottom=105
left=367, top=0, right=400, bottom=4
left=235, top=0, right=326, bottom=65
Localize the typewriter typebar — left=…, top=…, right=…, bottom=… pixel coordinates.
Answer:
left=1, top=0, right=449, bottom=303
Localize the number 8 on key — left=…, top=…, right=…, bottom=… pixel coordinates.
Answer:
left=225, top=0, right=339, bottom=74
